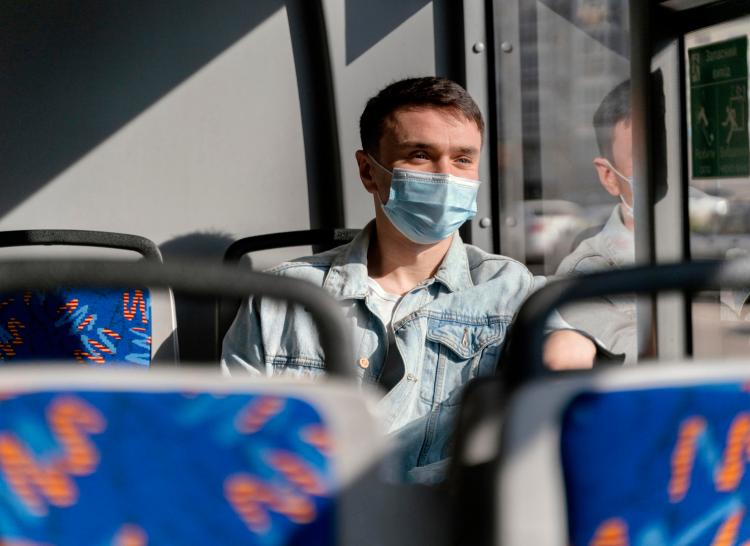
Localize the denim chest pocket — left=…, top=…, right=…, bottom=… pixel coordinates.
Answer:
left=422, top=318, right=507, bottom=407
left=267, top=354, right=326, bottom=379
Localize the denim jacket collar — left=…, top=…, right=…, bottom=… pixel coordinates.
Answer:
left=322, top=222, right=474, bottom=299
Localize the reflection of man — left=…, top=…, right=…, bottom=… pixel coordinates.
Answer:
left=556, top=80, right=637, bottom=363
left=223, top=77, right=596, bottom=483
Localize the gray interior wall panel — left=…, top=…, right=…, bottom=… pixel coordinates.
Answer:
left=324, top=0, right=438, bottom=228
left=3, top=5, right=310, bottom=262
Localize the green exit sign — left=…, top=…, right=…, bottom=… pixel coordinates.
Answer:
left=689, top=36, right=749, bottom=178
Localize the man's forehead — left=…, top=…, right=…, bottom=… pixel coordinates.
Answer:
left=381, top=106, right=482, bottom=145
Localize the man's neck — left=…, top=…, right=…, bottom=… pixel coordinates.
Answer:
left=367, top=213, right=452, bottom=296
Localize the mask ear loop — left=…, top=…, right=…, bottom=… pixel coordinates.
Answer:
left=367, top=154, right=393, bottom=176
left=604, top=159, right=634, bottom=218
left=367, top=154, right=411, bottom=240
left=619, top=195, right=634, bottom=218
left=366, top=153, right=393, bottom=208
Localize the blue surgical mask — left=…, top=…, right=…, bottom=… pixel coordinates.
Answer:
left=368, top=155, right=480, bottom=244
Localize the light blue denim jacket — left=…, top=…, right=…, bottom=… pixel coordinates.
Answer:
left=222, top=223, right=566, bottom=483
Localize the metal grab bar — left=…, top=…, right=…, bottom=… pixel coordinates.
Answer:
left=501, top=258, right=750, bottom=393
left=0, top=230, right=162, bottom=261
left=224, top=228, right=359, bottom=263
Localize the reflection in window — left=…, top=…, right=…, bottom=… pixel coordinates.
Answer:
left=498, top=0, right=634, bottom=363
left=518, top=0, right=630, bottom=274
left=686, top=16, right=750, bottom=359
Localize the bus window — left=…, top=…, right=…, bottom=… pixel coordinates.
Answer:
left=493, top=0, right=630, bottom=275
left=494, top=1, right=636, bottom=363
left=685, top=15, right=750, bottom=358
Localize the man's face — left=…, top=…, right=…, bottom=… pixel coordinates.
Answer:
left=357, top=106, right=482, bottom=203
left=593, top=119, right=633, bottom=208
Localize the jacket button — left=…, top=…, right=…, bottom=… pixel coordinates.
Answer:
left=358, top=357, right=370, bottom=369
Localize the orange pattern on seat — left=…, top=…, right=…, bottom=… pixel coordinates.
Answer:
left=669, top=416, right=706, bottom=502
left=589, top=519, right=628, bottom=546
left=101, top=329, right=121, bottom=340
left=72, top=349, right=105, bottom=365
left=58, top=300, right=78, bottom=314
left=122, top=291, right=147, bottom=324
left=0, top=319, right=25, bottom=358
left=0, top=434, right=77, bottom=516
left=235, top=398, right=285, bottom=434
left=112, top=524, right=148, bottom=546
left=76, top=315, right=95, bottom=332
left=0, top=396, right=106, bottom=516
left=47, top=396, right=106, bottom=475
left=300, top=425, right=332, bottom=456
left=711, top=509, right=744, bottom=546
left=225, top=474, right=316, bottom=534
left=267, top=451, right=326, bottom=496
left=715, top=413, right=750, bottom=492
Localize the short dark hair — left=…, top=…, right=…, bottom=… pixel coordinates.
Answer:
left=359, top=77, right=484, bottom=155
left=593, top=80, right=631, bottom=161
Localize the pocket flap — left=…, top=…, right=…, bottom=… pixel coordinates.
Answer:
left=425, top=319, right=506, bottom=359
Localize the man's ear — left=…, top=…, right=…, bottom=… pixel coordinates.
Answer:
left=593, top=157, right=621, bottom=197
left=355, top=150, right=378, bottom=194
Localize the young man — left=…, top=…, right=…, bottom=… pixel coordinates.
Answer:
left=555, top=80, right=637, bottom=364
left=223, top=77, right=595, bottom=483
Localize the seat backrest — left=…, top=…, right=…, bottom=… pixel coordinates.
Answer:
left=0, top=367, right=387, bottom=545
left=223, top=228, right=360, bottom=265
left=495, top=363, right=750, bottom=546
left=0, top=261, right=456, bottom=544
left=216, top=228, right=360, bottom=360
left=0, top=259, right=355, bottom=377
left=0, top=230, right=177, bottom=367
left=0, top=287, right=153, bottom=366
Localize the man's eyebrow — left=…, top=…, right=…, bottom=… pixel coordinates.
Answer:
left=396, top=141, right=434, bottom=149
left=455, top=145, right=480, bottom=155
left=397, top=142, right=480, bottom=154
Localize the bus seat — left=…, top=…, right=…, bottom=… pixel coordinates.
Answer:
left=0, top=230, right=178, bottom=366
left=216, top=228, right=359, bottom=360
left=223, top=228, right=360, bottom=266
left=451, top=259, right=750, bottom=545
left=0, top=367, right=388, bottom=545
left=493, top=364, right=750, bottom=546
left=0, top=260, right=454, bottom=544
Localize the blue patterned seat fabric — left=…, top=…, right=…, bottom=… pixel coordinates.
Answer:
left=0, top=288, right=152, bottom=367
left=0, top=390, right=334, bottom=545
left=562, top=383, right=750, bottom=546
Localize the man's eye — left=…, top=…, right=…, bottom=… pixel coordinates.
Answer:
left=412, top=151, right=429, bottom=160
left=456, top=157, right=474, bottom=165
